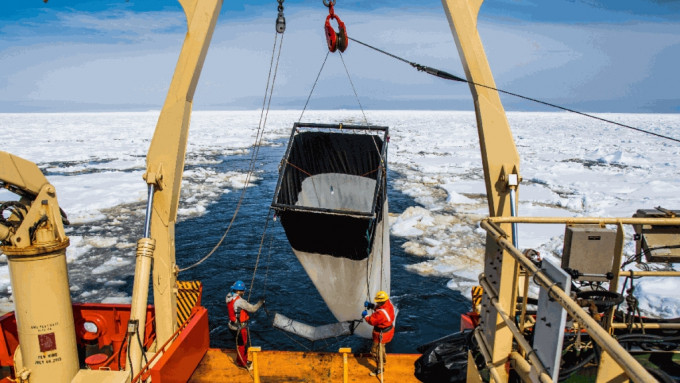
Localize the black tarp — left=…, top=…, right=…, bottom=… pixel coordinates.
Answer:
left=415, top=330, right=473, bottom=383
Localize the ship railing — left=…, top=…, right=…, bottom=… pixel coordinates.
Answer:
left=130, top=309, right=197, bottom=383
left=478, top=216, right=680, bottom=383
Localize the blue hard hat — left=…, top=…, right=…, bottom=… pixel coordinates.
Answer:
left=231, top=280, right=246, bottom=291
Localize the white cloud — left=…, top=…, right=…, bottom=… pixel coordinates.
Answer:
left=0, top=6, right=678, bottom=112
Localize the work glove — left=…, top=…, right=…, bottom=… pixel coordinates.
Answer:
left=364, top=301, right=375, bottom=310
left=361, top=310, right=368, bottom=318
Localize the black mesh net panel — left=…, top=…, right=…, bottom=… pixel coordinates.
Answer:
left=277, top=131, right=383, bottom=206
left=272, top=124, right=388, bottom=260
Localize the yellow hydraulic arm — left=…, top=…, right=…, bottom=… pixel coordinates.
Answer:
left=441, top=0, right=520, bottom=381
left=0, top=152, right=64, bottom=247
left=127, top=0, right=223, bottom=375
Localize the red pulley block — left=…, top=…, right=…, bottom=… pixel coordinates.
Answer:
left=324, top=4, right=348, bottom=53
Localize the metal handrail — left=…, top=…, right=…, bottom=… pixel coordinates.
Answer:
left=480, top=219, right=658, bottom=383
left=479, top=275, right=553, bottom=383
left=488, top=216, right=680, bottom=225
left=130, top=309, right=198, bottom=383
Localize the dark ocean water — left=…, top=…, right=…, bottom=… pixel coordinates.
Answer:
left=174, top=142, right=470, bottom=354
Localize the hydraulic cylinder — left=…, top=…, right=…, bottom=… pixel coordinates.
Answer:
left=4, top=239, right=79, bottom=383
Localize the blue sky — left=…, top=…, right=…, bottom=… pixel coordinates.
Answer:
left=1, top=0, right=679, bottom=112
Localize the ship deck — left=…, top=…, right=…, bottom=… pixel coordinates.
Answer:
left=189, top=348, right=421, bottom=382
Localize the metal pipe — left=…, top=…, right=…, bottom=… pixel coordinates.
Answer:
left=618, top=270, right=680, bottom=277
left=519, top=272, right=531, bottom=334
left=270, top=203, right=376, bottom=218
left=251, top=346, right=262, bottom=383
left=509, top=186, right=519, bottom=249
left=488, top=216, right=680, bottom=225
left=510, top=352, right=541, bottom=383
left=473, top=328, right=504, bottom=383
left=127, top=183, right=157, bottom=375
left=610, top=322, right=680, bottom=330
left=294, top=121, right=389, bottom=131
left=127, top=237, right=156, bottom=376
left=479, top=275, right=553, bottom=383
left=481, top=219, right=657, bottom=383
left=339, top=348, right=351, bottom=383
left=143, top=184, right=154, bottom=237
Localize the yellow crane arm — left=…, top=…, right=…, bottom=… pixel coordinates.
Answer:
left=0, top=151, right=67, bottom=246
left=146, top=0, right=222, bottom=338
left=440, top=1, right=520, bottom=381
left=0, top=151, right=49, bottom=196
left=441, top=0, right=520, bottom=217
left=127, top=0, right=223, bottom=374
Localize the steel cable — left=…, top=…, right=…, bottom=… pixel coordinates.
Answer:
left=348, top=36, right=680, bottom=144
left=179, top=29, right=285, bottom=272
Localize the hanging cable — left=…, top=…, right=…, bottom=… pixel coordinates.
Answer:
left=338, top=51, right=369, bottom=125
left=298, top=51, right=330, bottom=123
left=261, top=231, right=276, bottom=309
left=347, top=36, right=680, bottom=144
left=179, top=3, right=286, bottom=273
left=248, top=209, right=273, bottom=303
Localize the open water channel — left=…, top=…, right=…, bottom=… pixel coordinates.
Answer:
left=173, top=142, right=470, bottom=354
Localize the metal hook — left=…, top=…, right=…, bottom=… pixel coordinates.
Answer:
left=323, top=0, right=336, bottom=7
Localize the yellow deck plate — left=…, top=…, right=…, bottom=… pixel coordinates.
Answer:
left=189, top=348, right=421, bottom=382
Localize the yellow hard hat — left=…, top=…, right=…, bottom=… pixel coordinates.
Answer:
left=374, top=291, right=389, bottom=303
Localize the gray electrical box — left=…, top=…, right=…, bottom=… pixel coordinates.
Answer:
left=633, top=209, right=680, bottom=263
left=534, top=260, right=571, bottom=383
left=562, top=225, right=616, bottom=281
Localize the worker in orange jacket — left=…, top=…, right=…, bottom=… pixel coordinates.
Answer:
left=362, top=290, right=395, bottom=377
left=226, top=280, right=263, bottom=370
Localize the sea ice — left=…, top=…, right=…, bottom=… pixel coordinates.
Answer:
left=1, top=110, right=679, bottom=318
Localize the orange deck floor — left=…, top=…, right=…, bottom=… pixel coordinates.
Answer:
left=189, top=348, right=422, bottom=382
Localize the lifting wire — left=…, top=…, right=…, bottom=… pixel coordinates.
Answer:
left=347, top=36, right=680, bottom=144
left=178, top=10, right=286, bottom=273
left=239, top=0, right=288, bottom=358
left=262, top=233, right=276, bottom=307
left=298, top=51, right=330, bottom=123
left=320, top=1, right=387, bottom=304
left=338, top=51, right=369, bottom=126
left=280, top=22, right=387, bottom=327
left=248, top=210, right=273, bottom=303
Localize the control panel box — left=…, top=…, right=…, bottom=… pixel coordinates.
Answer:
left=562, top=225, right=616, bottom=281
left=633, top=209, right=680, bottom=263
